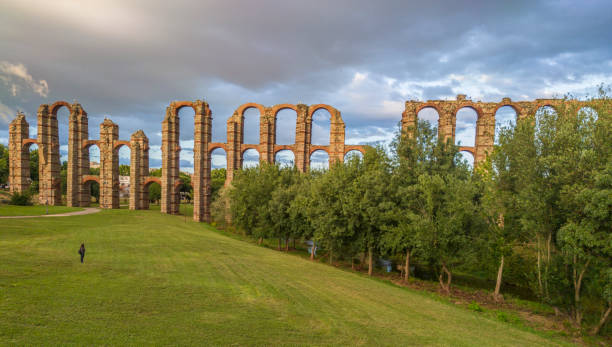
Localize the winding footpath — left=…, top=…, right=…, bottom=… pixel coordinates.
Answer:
left=0, top=207, right=101, bottom=219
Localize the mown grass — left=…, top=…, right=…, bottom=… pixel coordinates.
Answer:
left=0, top=205, right=84, bottom=216
left=0, top=208, right=573, bottom=345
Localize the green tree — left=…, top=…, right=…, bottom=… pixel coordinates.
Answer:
left=211, top=168, right=226, bottom=199
left=0, top=144, right=9, bottom=185
left=148, top=182, right=161, bottom=204
left=119, top=164, right=130, bottom=176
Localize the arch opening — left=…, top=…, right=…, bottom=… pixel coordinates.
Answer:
left=344, top=150, right=363, bottom=163
left=113, top=144, right=131, bottom=203
left=56, top=106, right=70, bottom=165
left=144, top=181, right=161, bottom=207
left=243, top=108, right=260, bottom=144
left=275, top=150, right=295, bottom=168
left=495, top=106, right=517, bottom=145
left=311, top=109, right=331, bottom=145
left=178, top=107, right=196, bottom=174
left=26, top=143, right=39, bottom=193
left=535, top=106, right=557, bottom=133
left=211, top=148, right=227, bottom=169
left=242, top=148, right=259, bottom=168
left=417, top=107, right=440, bottom=137
left=455, top=107, right=477, bottom=147
left=578, top=106, right=598, bottom=121
left=310, top=150, right=329, bottom=170
left=88, top=144, right=100, bottom=174
left=84, top=180, right=100, bottom=204
left=458, top=150, right=474, bottom=169
left=275, top=109, right=297, bottom=145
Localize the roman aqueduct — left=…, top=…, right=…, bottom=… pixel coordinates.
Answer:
left=7, top=95, right=580, bottom=222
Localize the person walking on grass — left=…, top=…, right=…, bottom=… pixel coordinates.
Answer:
left=78, top=243, right=86, bottom=263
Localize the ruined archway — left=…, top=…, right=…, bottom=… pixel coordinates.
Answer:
left=310, top=149, right=329, bottom=170
left=494, top=106, right=518, bottom=145
left=242, top=148, right=260, bottom=168
left=455, top=107, right=478, bottom=147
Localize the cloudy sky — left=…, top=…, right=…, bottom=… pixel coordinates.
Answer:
left=1, top=0, right=611, bottom=170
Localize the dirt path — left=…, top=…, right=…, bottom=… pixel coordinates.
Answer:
left=0, top=208, right=101, bottom=219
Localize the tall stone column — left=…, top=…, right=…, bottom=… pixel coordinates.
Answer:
left=192, top=100, right=212, bottom=222
left=66, top=103, right=88, bottom=207
left=328, top=108, right=346, bottom=165
left=37, top=105, right=61, bottom=205
left=161, top=106, right=179, bottom=214
left=259, top=107, right=274, bottom=164
left=294, top=104, right=309, bottom=172
left=99, top=119, right=119, bottom=209
left=438, top=110, right=456, bottom=144
left=8, top=113, right=31, bottom=194
left=225, top=112, right=241, bottom=184
left=75, top=104, right=90, bottom=207
left=130, top=130, right=148, bottom=210
left=401, top=102, right=418, bottom=136
left=475, top=110, right=495, bottom=167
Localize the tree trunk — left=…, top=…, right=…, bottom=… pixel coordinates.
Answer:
left=537, top=235, right=543, bottom=296
left=285, top=238, right=289, bottom=252
left=592, top=304, right=612, bottom=335
left=310, top=242, right=315, bottom=260
left=439, top=262, right=452, bottom=294
left=351, top=257, right=354, bottom=270
left=278, top=238, right=281, bottom=251
left=293, top=238, right=296, bottom=249
left=359, top=252, right=366, bottom=271
left=494, top=255, right=504, bottom=302
left=368, top=247, right=373, bottom=276
left=404, top=249, right=411, bottom=283
left=572, top=257, right=590, bottom=326
left=257, top=237, right=263, bottom=245
left=329, top=246, right=333, bottom=265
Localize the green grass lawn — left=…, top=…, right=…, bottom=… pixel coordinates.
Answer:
left=0, top=205, right=84, bottom=216
left=0, top=208, right=572, bottom=345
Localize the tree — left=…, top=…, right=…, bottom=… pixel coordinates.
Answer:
left=211, top=168, right=226, bottom=199
left=119, top=164, right=130, bottom=176
left=148, top=182, right=161, bottom=204
left=90, top=182, right=100, bottom=203
left=0, top=144, right=9, bottom=185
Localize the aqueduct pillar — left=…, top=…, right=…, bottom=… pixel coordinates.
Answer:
left=328, top=107, right=346, bottom=165
left=37, top=104, right=61, bottom=205
left=66, top=103, right=88, bottom=207
left=161, top=106, right=180, bottom=214
left=129, top=130, right=149, bottom=210
left=294, top=104, right=310, bottom=172
left=192, top=100, right=212, bottom=222
left=8, top=113, right=31, bottom=194
left=99, top=119, right=119, bottom=209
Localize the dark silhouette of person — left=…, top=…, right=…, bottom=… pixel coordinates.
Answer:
left=78, top=243, right=86, bottom=263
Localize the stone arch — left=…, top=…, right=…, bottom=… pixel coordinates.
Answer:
left=454, top=106, right=478, bottom=147
left=309, top=149, right=329, bottom=170
left=416, top=106, right=441, bottom=135
left=344, top=149, right=364, bottom=162
left=49, top=101, right=73, bottom=116
left=275, top=149, right=295, bottom=167
left=578, top=106, right=598, bottom=120
left=144, top=176, right=162, bottom=187
left=242, top=148, right=260, bottom=168
left=241, top=106, right=261, bottom=144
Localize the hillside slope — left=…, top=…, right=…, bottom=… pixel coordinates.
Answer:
left=0, top=209, right=570, bottom=345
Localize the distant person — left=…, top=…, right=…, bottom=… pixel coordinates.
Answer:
left=78, top=243, right=86, bottom=263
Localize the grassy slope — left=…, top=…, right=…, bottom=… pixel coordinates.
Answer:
left=0, top=205, right=84, bottom=216
left=0, top=209, right=570, bottom=346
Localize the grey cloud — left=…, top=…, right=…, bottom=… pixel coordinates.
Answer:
left=1, top=0, right=611, bottom=172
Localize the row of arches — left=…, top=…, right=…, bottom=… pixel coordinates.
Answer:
left=211, top=148, right=365, bottom=170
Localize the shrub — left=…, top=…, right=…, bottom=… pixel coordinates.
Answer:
left=10, top=192, right=33, bottom=206
left=468, top=301, right=483, bottom=312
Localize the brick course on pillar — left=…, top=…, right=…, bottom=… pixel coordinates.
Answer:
left=161, top=105, right=180, bottom=214
left=99, top=118, right=119, bottom=209
left=66, top=103, right=88, bottom=207
left=37, top=104, right=61, bottom=205
left=130, top=130, right=149, bottom=210
left=8, top=113, right=31, bottom=194
left=192, top=100, right=212, bottom=222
